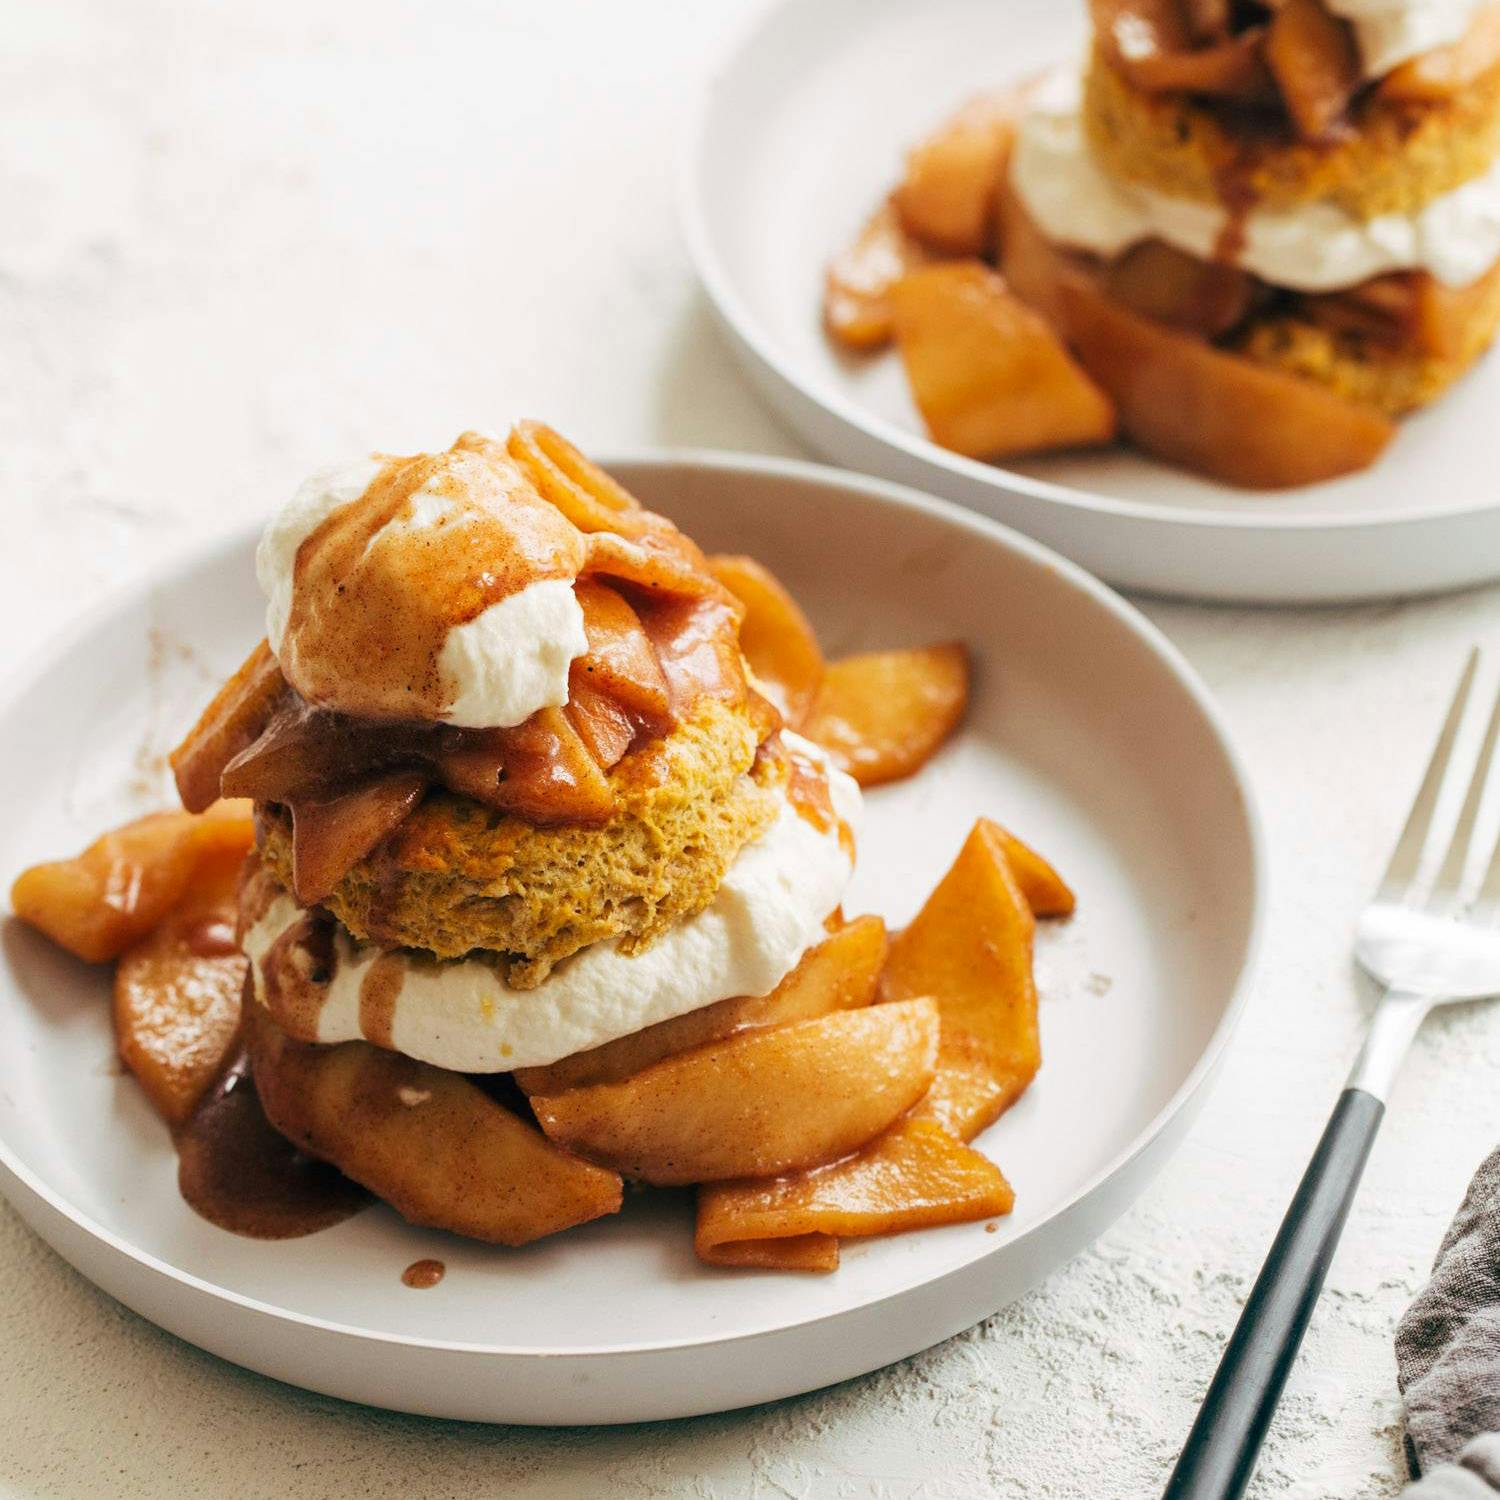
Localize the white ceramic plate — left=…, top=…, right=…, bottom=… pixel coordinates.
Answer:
left=0, top=455, right=1262, bottom=1424
left=683, top=0, right=1500, bottom=603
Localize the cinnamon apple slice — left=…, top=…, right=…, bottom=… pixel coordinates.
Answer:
left=804, top=643, right=969, bottom=788
left=171, top=639, right=287, bottom=813
left=514, top=916, right=888, bottom=1095
left=564, top=678, right=636, bottom=768
left=1307, top=265, right=1500, bottom=361
left=12, top=800, right=254, bottom=964
left=287, top=771, right=427, bottom=904
left=113, top=834, right=249, bottom=1125
left=506, top=422, right=714, bottom=597
left=708, top=555, right=824, bottom=726
left=501, top=422, right=642, bottom=532
left=1183, top=0, right=1232, bottom=41
left=1264, top=0, right=1361, bottom=139
left=440, top=706, right=617, bottom=823
left=638, top=592, right=748, bottom=711
left=1058, top=276, right=1394, bottom=488
left=571, top=578, right=671, bottom=725
left=220, top=696, right=385, bottom=801
left=881, top=819, right=1041, bottom=1142
left=1103, top=240, right=1257, bottom=339
left=892, top=261, right=1116, bottom=460
left=249, top=1013, right=622, bottom=1246
left=529, top=998, right=940, bottom=1185
left=695, top=1118, right=1014, bottom=1268
left=825, top=199, right=934, bottom=352
left=979, top=824, right=1077, bottom=918
left=698, top=1232, right=840, bottom=1273
left=893, top=90, right=1023, bottom=255
left=1091, top=0, right=1274, bottom=100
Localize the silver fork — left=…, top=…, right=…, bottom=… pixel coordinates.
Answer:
left=1163, top=649, right=1500, bottom=1500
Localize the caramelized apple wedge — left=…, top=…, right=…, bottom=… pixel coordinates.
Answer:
left=894, top=90, right=1022, bottom=255
left=515, top=915, right=888, bottom=1094
left=12, top=800, right=254, bottom=964
left=504, top=423, right=719, bottom=597
left=698, top=1232, right=840, bottom=1273
left=696, top=1118, right=1014, bottom=1267
left=529, top=998, right=940, bottom=1185
left=1103, top=240, right=1256, bottom=339
left=171, top=640, right=287, bottom=813
left=113, top=836, right=249, bottom=1124
left=804, top=644, right=969, bottom=788
left=564, top=678, right=636, bottom=768
left=1264, top=0, right=1361, bottom=140
left=437, top=707, right=618, bottom=825
left=1058, top=277, right=1394, bottom=487
left=1183, top=0, right=1233, bottom=39
left=571, top=579, right=672, bottom=724
left=1091, top=0, right=1275, bottom=100
left=638, top=592, right=750, bottom=710
left=992, top=826, right=1076, bottom=918
left=503, top=421, right=643, bottom=533
left=892, top=262, right=1116, bottom=459
left=708, top=555, right=824, bottom=725
left=825, top=199, right=934, bottom=352
left=882, top=819, right=1040, bottom=1141
left=1305, top=264, right=1500, bottom=362
left=287, top=772, right=427, bottom=905
left=249, top=1013, right=622, bottom=1245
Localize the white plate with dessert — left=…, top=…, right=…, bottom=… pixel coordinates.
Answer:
left=0, top=437, right=1261, bottom=1424
left=684, top=0, right=1500, bottom=602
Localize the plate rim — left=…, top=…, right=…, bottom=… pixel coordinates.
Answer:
left=0, top=447, right=1268, bottom=1362
left=679, top=0, right=1500, bottom=537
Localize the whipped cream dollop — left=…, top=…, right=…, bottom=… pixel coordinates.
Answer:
left=1326, top=0, right=1486, bottom=76
left=256, top=444, right=588, bottom=730
left=244, top=738, right=863, bottom=1073
left=1011, top=67, right=1500, bottom=290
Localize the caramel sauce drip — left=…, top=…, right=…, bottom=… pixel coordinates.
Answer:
left=175, top=1049, right=369, bottom=1239
left=401, top=1258, right=446, bottom=1289
left=782, top=739, right=836, bottom=835
left=1211, top=162, right=1258, bottom=266
left=260, top=909, right=337, bottom=1043
left=358, top=952, right=404, bottom=1050
left=280, top=438, right=587, bottom=723
left=781, top=735, right=856, bottom=862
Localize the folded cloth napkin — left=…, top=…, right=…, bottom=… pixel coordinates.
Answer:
left=1403, top=1437, right=1500, bottom=1498
left=1398, top=1146, right=1500, bottom=1494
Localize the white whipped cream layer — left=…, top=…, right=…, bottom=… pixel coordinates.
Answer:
left=1011, top=67, right=1500, bottom=290
left=256, top=454, right=588, bottom=730
left=244, top=737, right=863, bottom=1073
left=1327, top=0, right=1486, bottom=76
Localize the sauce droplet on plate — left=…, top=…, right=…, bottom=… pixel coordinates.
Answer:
left=401, top=1258, right=446, bottom=1289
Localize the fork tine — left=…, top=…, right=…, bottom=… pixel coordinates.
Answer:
left=1473, top=824, right=1500, bottom=920
left=1431, top=681, right=1500, bottom=905
left=1377, top=647, right=1479, bottom=903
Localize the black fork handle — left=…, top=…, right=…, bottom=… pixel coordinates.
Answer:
left=1161, top=1087, right=1386, bottom=1500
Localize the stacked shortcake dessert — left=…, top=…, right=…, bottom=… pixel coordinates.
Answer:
left=830, top=0, right=1500, bottom=485
left=174, top=425, right=866, bottom=1245
left=14, top=421, right=1041, bottom=1271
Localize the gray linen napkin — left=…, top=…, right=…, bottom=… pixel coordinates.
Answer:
left=1397, top=1146, right=1500, bottom=1494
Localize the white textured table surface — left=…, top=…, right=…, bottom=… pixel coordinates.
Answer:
left=3, top=2, right=1497, bottom=1495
